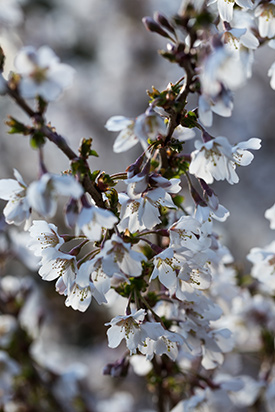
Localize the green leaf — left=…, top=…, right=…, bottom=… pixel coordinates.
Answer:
left=90, top=169, right=100, bottom=182
left=181, top=111, right=197, bottom=128
left=172, top=195, right=184, bottom=208
left=6, top=117, right=31, bottom=135
left=29, top=132, right=46, bottom=149
left=79, top=138, right=99, bottom=159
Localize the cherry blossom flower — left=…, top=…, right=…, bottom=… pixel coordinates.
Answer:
left=28, top=220, right=65, bottom=258
left=198, top=89, right=234, bottom=127
left=27, top=173, right=83, bottom=218
left=0, top=169, right=31, bottom=228
left=211, top=0, right=255, bottom=22
left=76, top=204, right=118, bottom=241
left=65, top=260, right=110, bottom=312
left=14, top=46, right=75, bottom=101
left=247, top=240, right=275, bottom=293
left=268, top=61, right=275, bottom=90
left=105, top=309, right=148, bottom=354
left=150, top=247, right=212, bottom=298
left=105, top=109, right=166, bottom=153
left=255, top=2, right=275, bottom=39
left=139, top=327, right=185, bottom=361
left=169, top=215, right=211, bottom=252
left=265, top=203, right=275, bottom=229
left=38, top=248, right=77, bottom=292
left=199, top=46, right=246, bottom=99
left=119, top=178, right=181, bottom=232
left=98, top=234, right=146, bottom=278
left=189, top=136, right=261, bottom=184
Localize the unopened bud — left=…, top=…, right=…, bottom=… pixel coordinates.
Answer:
left=65, top=197, right=79, bottom=228
left=103, top=357, right=129, bottom=378
left=154, top=12, right=175, bottom=35
left=142, top=17, right=172, bottom=39
left=0, top=47, right=5, bottom=72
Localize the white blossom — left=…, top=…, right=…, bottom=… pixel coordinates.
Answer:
left=268, top=61, right=275, bottom=90
left=0, top=169, right=31, bottom=227
left=38, top=248, right=77, bottom=292
left=119, top=178, right=180, bottom=232
left=265, top=203, right=275, bottom=229
left=255, top=2, right=275, bottom=38
left=139, top=327, right=185, bottom=361
left=65, top=260, right=109, bottom=312
left=76, top=204, right=118, bottom=241
left=247, top=240, right=275, bottom=293
left=200, top=46, right=246, bottom=98
left=98, top=234, right=146, bottom=278
left=27, top=173, right=83, bottom=218
left=105, top=309, right=147, bottom=354
left=189, top=136, right=261, bottom=184
left=28, top=220, right=65, bottom=258
left=105, top=110, right=166, bottom=153
left=14, top=46, right=75, bottom=101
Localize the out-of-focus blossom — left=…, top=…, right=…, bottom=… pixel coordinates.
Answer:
left=247, top=240, right=275, bottom=294
left=0, top=169, right=31, bottom=228
left=200, top=46, right=247, bottom=98
left=0, top=351, right=20, bottom=408
left=14, top=46, right=75, bottom=101
left=255, top=2, right=275, bottom=39
left=0, top=0, right=23, bottom=27
left=265, top=203, right=275, bottom=229
left=268, top=61, right=275, bottom=90
left=27, top=173, right=83, bottom=218
left=210, top=0, right=255, bottom=22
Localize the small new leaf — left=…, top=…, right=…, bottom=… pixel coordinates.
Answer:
left=6, top=117, right=31, bottom=135
left=181, top=111, right=197, bottom=128
left=79, top=138, right=99, bottom=159
left=30, top=131, right=46, bottom=149
left=37, top=96, right=48, bottom=115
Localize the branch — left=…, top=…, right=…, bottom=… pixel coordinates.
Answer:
left=7, top=86, right=105, bottom=208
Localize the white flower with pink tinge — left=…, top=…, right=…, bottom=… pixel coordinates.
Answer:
left=65, top=260, right=110, bottom=312
left=0, top=169, right=31, bottom=228
left=97, top=234, right=146, bottom=279
left=76, top=204, right=118, bottom=241
left=265, top=203, right=275, bottom=230
left=210, top=0, right=255, bottom=22
left=14, top=46, right=75, bottom=101
left=27, top=173, right=83, bottom=218
left=105, top=309, right=148, bottom=354
left=28, top=220, right=64, bottom=258
left=189, top=136, right=261, bottom=184
left=105, top=109, right=166, bottom=153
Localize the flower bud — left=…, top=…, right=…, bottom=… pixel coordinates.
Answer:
left=142, top=17, right=172, bottom=39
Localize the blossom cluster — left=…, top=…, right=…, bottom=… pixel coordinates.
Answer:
left=0, top=0, right=275, bottom=411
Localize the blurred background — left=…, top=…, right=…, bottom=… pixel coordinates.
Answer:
left=0, top=0, right=275, bottom=411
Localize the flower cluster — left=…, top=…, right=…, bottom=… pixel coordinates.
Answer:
left=1, top=0, right=275, bottom=411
